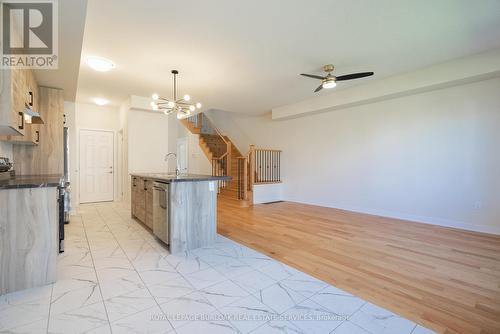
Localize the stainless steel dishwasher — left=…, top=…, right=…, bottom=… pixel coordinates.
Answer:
left=152, top=181, right=169, bottom=244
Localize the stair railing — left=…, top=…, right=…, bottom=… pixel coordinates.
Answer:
left=186, top=113, right=202, bottom=129
left=212, top=153, right=228, bottom=192
left=193, top=113, right=232, bottom=191
left=253, top=147, right=282, bottom=184
left=236, top=145, right=282, bottom=200
left=236, top=157, right=248, bottom=200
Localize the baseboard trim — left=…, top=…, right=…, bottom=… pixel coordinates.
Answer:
left=288, top=199, right=500, bottom=236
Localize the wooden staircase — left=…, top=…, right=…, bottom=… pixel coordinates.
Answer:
left=218, top=142, right=247, bottom=204
left=180, top=113, right=282, bottom=207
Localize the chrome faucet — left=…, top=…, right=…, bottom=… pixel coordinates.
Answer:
left=165, top=153, right=180, bottom=176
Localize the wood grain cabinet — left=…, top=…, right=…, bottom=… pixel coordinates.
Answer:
left=131, top=176, right=154, bottom=230
left=0, top=186, right=59, bottom=294
left=145, top=179, right=154, bottom=229
left=0, top=68, right=41, bottom=144
left=131, top=176, right=138, bottom=217
left=11, top=87, right=64, bottom=175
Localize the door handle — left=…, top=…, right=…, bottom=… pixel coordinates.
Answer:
left=35, top=130, right=40, bottom=143
left=18, top=112, right=24, bottom=130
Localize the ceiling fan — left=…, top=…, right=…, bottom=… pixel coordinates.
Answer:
left=301, top=64, right=374, bottom=92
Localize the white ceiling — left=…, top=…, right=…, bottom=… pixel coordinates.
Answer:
left=35, top=0, right=87, bottom=101
left=77, top=0, right=500, bottom=114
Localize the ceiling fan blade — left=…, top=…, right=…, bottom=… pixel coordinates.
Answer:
left=335, top=72, right=374, bottom=81
left=314, top=84, right=323, bottom=93
left=301, top=73, right=327, bottom=80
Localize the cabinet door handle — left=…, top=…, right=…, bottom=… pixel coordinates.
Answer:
left=36, top=130, right=40, bottom=143
left=28, top=92, right=34, bottom=107
left=18, top=112, right=24, bottom=130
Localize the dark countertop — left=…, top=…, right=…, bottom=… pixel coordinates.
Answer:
left=131, top=173, right=231, bottom=183
left=0, top=174, right=65, bottom=189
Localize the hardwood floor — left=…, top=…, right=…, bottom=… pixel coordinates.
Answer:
left=217, top=198, right=500, bottom=334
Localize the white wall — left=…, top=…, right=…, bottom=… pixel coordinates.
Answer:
left=120, top=97, right=213, bottom=204
left=127, top=109, right=170, bottom=173
left=253, top=183, right=284, bottom=204
left=66, top=102, right=122, bottom=208
left=205, top=109, right=254, bottom=155
left=212, top=77, right=500, bottom=234
left=119, top=100, right=130, bottom=204
left=177, top=122, right=212, bottom=175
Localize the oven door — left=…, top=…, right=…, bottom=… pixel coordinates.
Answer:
left=152, top=182, right=169, bottom=244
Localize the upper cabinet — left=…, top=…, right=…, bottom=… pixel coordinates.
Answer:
left=0, top=68, right=42, bottom=144
left=12, top=87, right=64, bottom=175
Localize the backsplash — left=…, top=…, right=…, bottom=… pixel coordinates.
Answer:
left=0, top=142, right=13, bottom=160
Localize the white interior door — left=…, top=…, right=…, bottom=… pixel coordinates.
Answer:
left=79, top=129, right=114, bottom=203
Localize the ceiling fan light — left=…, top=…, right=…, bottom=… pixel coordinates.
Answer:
left=189, top=105, right=195, bottom=112
left=177, top=112, right=184, bottom=119
left=183, top=94, right=190, bottom=102
left=152, top=93, right=159, bottom=101
left=322, top=79, right=337, bottom=89
left=196, top=102, right=202, bottom=109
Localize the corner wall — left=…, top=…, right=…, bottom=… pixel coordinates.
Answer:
left=66, top=102, right=122, bottom=209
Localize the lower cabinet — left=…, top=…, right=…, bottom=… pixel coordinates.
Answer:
left=131, top=176, right=153, bottom=229
left=131, top=176, right=138, bottom=217
left=145, top=179, right=154, bottom=229
left=0, top=186, right=58, bottom=294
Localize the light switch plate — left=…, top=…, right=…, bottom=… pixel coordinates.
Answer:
left=209, top=181, right=215, bottom=192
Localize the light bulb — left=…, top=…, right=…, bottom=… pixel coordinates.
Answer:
left=167, top=101, right=175, bottom=108
left=183, top=94, right=190, bottom=102
left=163, top=110, right=169, bottom=115
left=94, top=98, right=109, bottom=106
left=152, top=93, right=159, bottom=100
left=196, top=102, right=202, bottom=109
left=177, top=112, right=183, bottom=119
left=86, top=56, right=115, bottom=72
left=189, top=105, right=195, bottom=112
left=322, top=79, right=337, bottom=89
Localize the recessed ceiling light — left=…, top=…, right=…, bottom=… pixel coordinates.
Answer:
left=94, top=98, right=109, bottom=106
left=86, top=56, right=115, bottom=72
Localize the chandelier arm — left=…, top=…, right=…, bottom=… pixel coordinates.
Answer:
left=152, top=70, right=200, bottom=116
left=176, top=101, right=195, bottom=106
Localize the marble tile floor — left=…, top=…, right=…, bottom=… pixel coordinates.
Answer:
left=0, top=202, right=436, bottom=334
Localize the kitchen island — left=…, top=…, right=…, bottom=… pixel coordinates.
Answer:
left=130, top=173, right=230, bottom=253
left=0, top=175, right=62, bottom=295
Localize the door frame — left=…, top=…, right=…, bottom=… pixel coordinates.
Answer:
left=78, top=128, right=116, bottom=204
left=177, top=137, right=188, bottom=173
